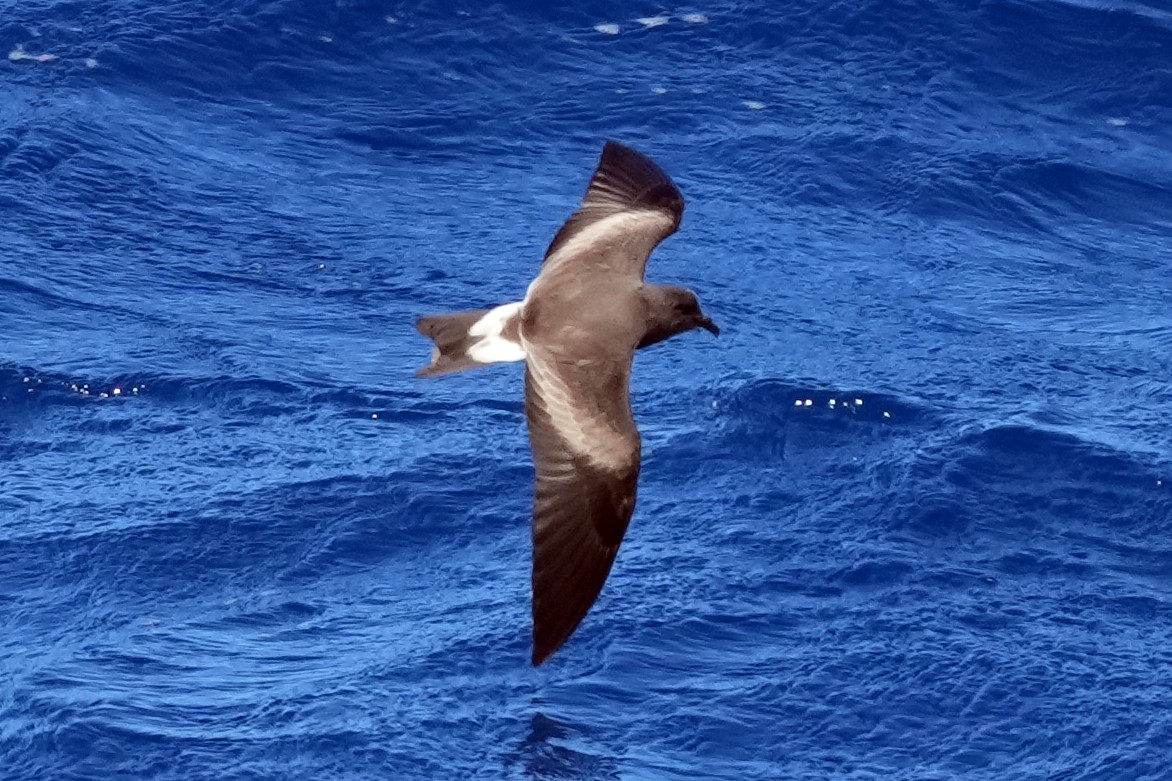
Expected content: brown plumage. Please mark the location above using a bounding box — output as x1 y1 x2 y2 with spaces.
415 141 718 665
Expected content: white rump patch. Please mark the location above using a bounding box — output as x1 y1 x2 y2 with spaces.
468 302 526 364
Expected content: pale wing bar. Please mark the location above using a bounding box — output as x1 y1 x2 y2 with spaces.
523 347 638 470
541 141 685 278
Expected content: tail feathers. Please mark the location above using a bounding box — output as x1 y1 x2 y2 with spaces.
415 303 525 378
415 309 492 377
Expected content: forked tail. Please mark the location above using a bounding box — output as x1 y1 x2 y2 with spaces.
414 302 526 377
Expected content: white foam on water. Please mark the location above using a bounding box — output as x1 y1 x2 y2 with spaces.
594 23 620 35
84 57 99 68
651 86 667 94
9 48 58 63
744 100 766 110
385 15 398 24
682 13 709 24
1107 117 1128 127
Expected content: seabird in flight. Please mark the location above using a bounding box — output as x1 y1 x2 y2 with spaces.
415 140 718 665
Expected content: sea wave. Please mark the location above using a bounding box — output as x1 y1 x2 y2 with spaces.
4 0 1172 778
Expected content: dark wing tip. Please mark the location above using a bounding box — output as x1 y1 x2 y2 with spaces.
532 642 553 666
530 593 589 667
540 140 685 264
592 140 684 219
527 457 637 666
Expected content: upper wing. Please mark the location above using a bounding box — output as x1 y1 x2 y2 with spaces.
524 346 641 665
538 140 684 282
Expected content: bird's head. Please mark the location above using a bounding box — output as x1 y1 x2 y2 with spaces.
638 285 719 349
668 287 720 337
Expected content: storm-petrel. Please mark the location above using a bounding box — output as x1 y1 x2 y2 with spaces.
415 141 718 665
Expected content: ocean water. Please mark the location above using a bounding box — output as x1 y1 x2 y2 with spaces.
3 0 1172 778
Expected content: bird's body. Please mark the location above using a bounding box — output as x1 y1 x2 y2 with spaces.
415 141 717 664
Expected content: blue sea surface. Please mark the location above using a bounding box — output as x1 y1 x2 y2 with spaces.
3 1 1172 778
